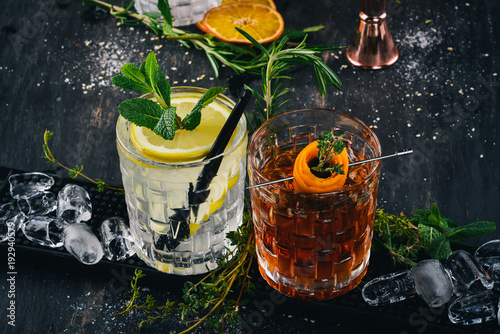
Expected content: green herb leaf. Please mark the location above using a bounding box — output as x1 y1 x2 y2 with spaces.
427 234 452 260
182 87 227 131
154 66 171 107
157 0 173 35
235 27 269 56
153 107 177 140
120 63 148 86
118 98 164 130
448 221 496 240
145 53 160 93
418 223 441 249
111 75 151 94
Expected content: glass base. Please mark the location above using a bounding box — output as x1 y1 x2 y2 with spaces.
257 250 370 300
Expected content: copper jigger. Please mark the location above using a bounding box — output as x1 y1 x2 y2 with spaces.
346 0 398 69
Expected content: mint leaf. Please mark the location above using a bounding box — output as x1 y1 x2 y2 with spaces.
154 107 177 140
157 0 173 35
120 63 148 87
154 67 171 107
111 75 151 94
448 221 496 240
427 234 452 260
118 98 164 130
145 52 160 94
182 87 227 131
418 223 441 249
140 61 151 88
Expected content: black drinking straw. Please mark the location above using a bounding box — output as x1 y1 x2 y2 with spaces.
169 90 252 224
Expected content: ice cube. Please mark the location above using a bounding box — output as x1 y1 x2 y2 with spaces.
57 184 92 223
487 263 500 292
98 217 135 261
64 223 103 265
0 202 25 242
361 270 416 306
17 191 57 216
412 259 453 307
22 216 69 248
448 290 496 325
9 172 55 199
444 250 493 297
475 239 500 270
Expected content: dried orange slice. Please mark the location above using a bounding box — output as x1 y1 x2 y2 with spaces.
202 3 284 44
220 0 277 10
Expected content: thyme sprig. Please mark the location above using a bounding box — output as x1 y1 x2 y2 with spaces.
42 130 123 192
311 132 345 175
115 210 255 333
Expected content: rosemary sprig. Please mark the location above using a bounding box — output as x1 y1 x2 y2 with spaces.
115 209 255 333
42 130 123 192
79 0 263 76
236 28 343 131
78 0 331 79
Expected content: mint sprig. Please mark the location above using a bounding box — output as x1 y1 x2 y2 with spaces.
374 203 496 266
414 203 496 260
111 51 227 140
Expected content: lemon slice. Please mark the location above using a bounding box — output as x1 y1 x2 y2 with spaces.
130 96 230 163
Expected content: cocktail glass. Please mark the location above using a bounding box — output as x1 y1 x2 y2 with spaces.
248 109 381 300
134 0 221 27
116 87 247 275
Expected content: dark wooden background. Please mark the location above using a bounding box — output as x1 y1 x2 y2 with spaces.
1 0 499 333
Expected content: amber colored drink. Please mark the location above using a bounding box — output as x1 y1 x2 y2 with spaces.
248 109 381 300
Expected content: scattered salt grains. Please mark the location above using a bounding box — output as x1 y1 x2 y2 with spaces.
407 123 412 127
480 154 484 158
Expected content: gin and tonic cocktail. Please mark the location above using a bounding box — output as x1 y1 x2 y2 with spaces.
248 109 381 300
116 87 247 275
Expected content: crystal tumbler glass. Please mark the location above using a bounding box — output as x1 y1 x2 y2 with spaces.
116 87 247 275
248 109 381 300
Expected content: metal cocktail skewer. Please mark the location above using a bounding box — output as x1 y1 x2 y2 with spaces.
246 149 413 190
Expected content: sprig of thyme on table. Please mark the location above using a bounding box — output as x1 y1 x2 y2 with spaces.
42 130 123 192
115 209 255 333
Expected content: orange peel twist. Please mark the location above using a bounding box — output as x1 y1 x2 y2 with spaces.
292 141 349 193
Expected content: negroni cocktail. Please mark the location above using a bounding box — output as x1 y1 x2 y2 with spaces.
248 109 381 300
